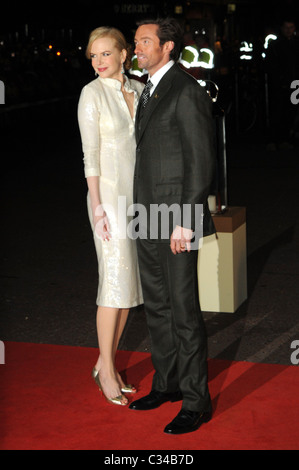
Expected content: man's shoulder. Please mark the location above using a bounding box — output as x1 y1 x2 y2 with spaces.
167 64 202 92
170 65 209 99
172 64 199 82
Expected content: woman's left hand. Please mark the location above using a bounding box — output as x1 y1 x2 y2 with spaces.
94 204 111 241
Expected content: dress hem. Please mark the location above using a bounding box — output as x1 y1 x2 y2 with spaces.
95 300 144 309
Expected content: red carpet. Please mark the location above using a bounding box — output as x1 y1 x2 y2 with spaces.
0 341 298 450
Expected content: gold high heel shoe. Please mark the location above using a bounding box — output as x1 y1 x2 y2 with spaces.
116 371 137 394
121 384 137 394
92 368 128 406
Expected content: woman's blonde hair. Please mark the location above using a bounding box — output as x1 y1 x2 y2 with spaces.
85 26 132 69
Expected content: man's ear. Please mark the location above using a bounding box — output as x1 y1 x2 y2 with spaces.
163 40 175 55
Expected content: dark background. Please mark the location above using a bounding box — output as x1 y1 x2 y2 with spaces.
1 0 298 37
1 0 299 110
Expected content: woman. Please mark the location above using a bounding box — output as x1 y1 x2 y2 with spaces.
78 27 144 406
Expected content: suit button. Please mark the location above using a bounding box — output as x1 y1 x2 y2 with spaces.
137 148 141 153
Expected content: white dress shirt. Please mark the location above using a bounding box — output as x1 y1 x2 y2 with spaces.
148 60 175 96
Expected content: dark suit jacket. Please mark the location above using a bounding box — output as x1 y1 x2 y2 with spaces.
133 64 216 243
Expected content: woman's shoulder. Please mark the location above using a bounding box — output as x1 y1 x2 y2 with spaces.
127 77 145 93
81 77 102 92
79 78 103 103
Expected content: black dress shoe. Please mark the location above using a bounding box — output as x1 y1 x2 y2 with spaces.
129 390 182 410
164 408 212 434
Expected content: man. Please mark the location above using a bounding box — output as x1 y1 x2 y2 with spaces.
129 18 216 435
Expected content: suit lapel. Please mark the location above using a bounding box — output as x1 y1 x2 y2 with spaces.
136 65 177 144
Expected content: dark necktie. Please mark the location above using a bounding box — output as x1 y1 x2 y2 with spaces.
140 80 153 108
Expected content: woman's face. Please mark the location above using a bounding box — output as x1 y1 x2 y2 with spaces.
90 36 126 80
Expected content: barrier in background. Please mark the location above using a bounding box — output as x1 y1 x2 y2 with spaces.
198 206 247 313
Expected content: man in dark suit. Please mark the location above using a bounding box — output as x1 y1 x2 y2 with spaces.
129 18 216 435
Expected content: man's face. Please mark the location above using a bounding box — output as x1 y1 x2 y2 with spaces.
134 24 172 75
281 21 296 39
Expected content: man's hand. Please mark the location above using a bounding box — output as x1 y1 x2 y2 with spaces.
170 225 193 254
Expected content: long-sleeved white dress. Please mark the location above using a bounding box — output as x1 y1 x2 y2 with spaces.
78 75 144 308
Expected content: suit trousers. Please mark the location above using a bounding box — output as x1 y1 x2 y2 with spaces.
136 238 211 411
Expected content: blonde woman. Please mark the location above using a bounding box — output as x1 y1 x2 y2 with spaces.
78 27 144 406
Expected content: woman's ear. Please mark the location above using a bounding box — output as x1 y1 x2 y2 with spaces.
121 48 127 65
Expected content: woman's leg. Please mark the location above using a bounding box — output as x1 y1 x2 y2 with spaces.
113 308 130 356
94 306 128 404
113 308 130 389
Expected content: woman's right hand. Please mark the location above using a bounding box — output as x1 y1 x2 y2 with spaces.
94 204 111 241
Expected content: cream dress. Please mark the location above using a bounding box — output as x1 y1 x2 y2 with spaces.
78 75 144 308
